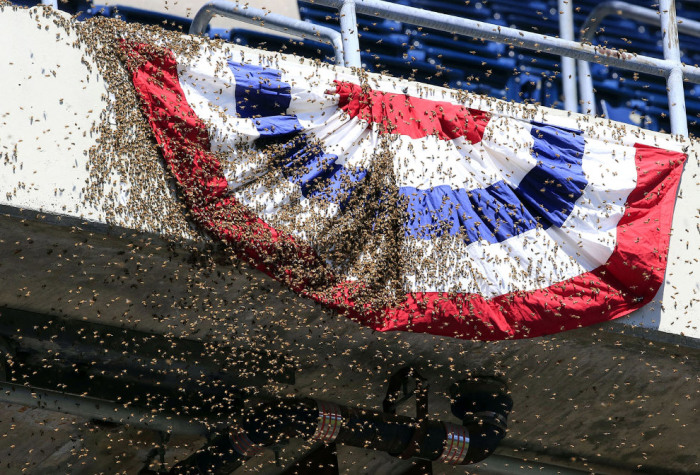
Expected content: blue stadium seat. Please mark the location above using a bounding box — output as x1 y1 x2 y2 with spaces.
411 31 506 57
505 72 560 107
230 29 338 64
360 51 463 85
600 99 659 131
406 0 493 20
358 31 410 56
9 0 41 6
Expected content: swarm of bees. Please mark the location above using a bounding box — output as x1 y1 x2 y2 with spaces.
0 2 698 474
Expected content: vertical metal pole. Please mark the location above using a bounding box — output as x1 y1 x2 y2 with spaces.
339 0 362 67
659 0 688 136
558 0 578 112
577 61 596 115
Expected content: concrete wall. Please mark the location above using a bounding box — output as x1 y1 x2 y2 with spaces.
99 0 301 34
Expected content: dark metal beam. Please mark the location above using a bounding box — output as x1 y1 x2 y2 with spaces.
281 442 340 475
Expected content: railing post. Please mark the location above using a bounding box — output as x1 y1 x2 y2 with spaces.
558 0 578 112
339 0 362 67
659 0 688 136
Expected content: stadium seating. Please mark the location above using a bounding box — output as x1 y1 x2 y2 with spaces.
11 0 700 136
296 0 700 135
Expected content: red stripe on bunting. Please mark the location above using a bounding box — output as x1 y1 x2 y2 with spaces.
335 81 489 143
123 41 686 341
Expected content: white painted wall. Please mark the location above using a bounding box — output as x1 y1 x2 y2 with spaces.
1 6 108 221
98 0 301 35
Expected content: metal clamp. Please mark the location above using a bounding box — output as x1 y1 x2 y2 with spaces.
230 430 264 457
311 401 343 443
382 365 428 417
438 423 469 465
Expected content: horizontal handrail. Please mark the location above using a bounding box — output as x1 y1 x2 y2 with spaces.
311 0 698 135
189 0 345 66
309 0 700 83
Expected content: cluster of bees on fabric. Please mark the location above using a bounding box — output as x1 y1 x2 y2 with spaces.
0 2 698 474
114 22 408 316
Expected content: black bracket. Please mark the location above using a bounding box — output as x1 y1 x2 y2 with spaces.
269 439 290 467
382 365 428 419
0 335 15 381
138 431 170 474
383 366 432 473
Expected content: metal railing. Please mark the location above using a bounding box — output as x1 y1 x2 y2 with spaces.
189 0 345 66
191 0 700 136
578 0 700 122
558 0 578 112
